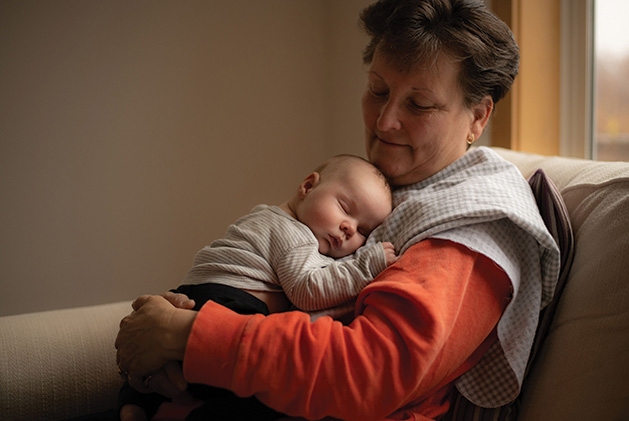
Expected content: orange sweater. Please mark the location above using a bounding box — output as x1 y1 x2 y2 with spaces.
183 239 512 420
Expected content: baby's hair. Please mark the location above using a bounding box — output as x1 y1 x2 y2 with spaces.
314 154 392 198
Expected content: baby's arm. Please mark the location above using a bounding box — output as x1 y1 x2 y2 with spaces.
276 241 396 312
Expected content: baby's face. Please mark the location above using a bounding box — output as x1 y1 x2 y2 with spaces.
297 163 391 258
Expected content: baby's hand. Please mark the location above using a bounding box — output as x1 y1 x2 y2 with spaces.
382 242 398 266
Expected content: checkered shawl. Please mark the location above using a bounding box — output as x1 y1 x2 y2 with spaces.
362 147 560 408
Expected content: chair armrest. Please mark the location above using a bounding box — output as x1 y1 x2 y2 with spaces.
0 301 132 420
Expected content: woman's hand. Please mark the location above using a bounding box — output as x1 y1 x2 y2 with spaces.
115 294 197 381
162 290 196 310
128 360 189 398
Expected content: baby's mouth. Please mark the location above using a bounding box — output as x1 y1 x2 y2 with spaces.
329 235 341 249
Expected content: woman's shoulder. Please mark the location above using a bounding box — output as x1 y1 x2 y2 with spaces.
464 146 521 175
395 147 527 204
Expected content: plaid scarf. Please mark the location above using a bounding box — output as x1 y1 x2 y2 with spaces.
364 147 560 407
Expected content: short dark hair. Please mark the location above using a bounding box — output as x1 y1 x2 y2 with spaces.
360 0 519 106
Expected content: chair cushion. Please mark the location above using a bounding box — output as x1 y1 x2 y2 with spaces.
443 167 574 421
0 302 130 420
494 148 629 421
518 170 629 420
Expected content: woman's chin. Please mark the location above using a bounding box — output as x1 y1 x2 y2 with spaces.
370 155 405 178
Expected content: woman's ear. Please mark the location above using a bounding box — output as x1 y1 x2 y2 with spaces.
298 172 321 198
470 95 494 140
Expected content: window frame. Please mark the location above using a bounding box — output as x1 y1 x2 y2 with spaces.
559 0 595 159
491 0 562 156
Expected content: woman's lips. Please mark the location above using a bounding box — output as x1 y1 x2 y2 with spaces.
376 135 404 147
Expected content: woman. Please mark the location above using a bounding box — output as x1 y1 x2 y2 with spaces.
116 1 559 420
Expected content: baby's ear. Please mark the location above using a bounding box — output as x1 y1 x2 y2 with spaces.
298 172 320 198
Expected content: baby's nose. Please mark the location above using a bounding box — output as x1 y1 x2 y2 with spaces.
341 221 356 238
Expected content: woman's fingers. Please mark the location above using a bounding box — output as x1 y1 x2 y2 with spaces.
162 290 196 309
122 361 188 399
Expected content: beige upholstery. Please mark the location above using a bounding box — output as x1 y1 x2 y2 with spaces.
494 148 629 421
0 302 130 420
1 148 628 420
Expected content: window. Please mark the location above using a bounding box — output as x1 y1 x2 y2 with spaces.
561 0 629 161
593 0 629 161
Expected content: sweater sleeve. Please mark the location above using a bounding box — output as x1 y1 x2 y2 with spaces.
183 239 512 421
275 242 388 311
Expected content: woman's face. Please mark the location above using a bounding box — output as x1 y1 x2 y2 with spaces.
362 50 490 186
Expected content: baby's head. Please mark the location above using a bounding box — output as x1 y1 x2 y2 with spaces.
294 154 392 258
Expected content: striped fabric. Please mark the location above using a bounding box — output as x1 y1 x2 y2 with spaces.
524 169 574 376
181 205 388 313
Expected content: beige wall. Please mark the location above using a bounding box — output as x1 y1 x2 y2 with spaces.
0 0 371 316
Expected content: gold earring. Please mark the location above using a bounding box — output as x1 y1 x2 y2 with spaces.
466 134 475 146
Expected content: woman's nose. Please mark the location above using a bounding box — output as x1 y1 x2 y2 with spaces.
376 101 402 132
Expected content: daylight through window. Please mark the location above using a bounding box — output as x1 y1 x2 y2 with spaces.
593 0 629 161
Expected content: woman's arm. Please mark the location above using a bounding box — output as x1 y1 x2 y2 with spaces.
183 239 512 420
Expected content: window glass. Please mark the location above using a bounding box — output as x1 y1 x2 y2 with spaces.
594 0 629 161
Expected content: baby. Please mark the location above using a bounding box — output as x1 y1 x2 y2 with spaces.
120 154 397 421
